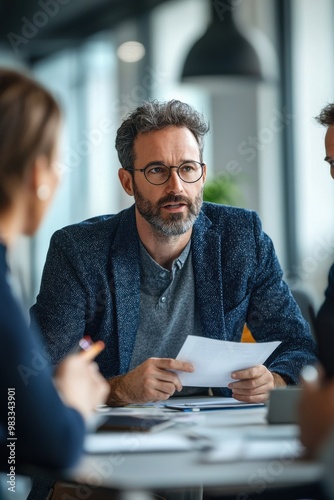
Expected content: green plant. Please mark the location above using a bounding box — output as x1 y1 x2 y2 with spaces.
203 173 242 206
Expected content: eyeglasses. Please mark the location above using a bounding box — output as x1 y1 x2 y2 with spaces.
125 161 205 185
325 156 334 168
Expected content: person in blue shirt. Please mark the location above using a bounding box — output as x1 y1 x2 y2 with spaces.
316 263 334 340
0 68 108 478
313 104 334 343
298 103 334 499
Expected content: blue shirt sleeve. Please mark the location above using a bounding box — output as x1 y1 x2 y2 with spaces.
0 250 85 471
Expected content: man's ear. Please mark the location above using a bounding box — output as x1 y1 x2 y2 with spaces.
202 163 207 184
118 168 134 196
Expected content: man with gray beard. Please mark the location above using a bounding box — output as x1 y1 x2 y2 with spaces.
31 99 316 408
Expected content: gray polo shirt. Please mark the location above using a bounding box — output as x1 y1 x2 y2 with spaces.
129 239 207 396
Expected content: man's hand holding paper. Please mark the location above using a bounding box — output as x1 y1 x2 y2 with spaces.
175 336 283 402
228 365 287 403
107 358 194 405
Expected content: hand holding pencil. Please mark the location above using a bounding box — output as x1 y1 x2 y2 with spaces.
54 337 109 420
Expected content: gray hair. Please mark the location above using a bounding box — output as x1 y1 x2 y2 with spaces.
115 99 209 169
316 103 334 126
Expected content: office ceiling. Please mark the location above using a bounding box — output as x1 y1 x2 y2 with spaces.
0 0 171 62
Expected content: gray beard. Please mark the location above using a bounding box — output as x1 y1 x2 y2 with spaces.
133 184 203 238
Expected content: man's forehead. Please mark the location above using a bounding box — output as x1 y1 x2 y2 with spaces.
324 126 334 154
325 125 334 141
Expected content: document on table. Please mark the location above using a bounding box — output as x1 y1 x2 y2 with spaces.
199 425 303 462
165 397 263 411
201 437 304 462
84 432 198 454
175 336 281 387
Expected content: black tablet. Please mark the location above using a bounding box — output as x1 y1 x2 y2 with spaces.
97 414 173 432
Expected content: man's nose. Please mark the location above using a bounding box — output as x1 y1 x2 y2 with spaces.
165 168 184 193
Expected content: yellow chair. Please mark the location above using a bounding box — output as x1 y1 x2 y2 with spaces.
241 324 255 342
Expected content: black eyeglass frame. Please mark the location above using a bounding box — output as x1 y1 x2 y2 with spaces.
125 161 205 185
324 156 334 169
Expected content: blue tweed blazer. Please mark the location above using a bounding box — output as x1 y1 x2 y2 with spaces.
31 203 317 387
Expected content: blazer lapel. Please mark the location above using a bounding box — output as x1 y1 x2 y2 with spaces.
192 210 226 340
111 205 141 374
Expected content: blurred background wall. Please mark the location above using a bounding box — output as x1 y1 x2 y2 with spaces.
0 0 333 312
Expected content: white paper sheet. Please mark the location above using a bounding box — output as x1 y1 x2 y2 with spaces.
201 438 303 462
175 336 281 387
84 432 195 454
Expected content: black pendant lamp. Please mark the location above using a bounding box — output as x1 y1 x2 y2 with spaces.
182 0 263 82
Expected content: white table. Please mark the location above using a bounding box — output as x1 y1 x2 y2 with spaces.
68 403 324 499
